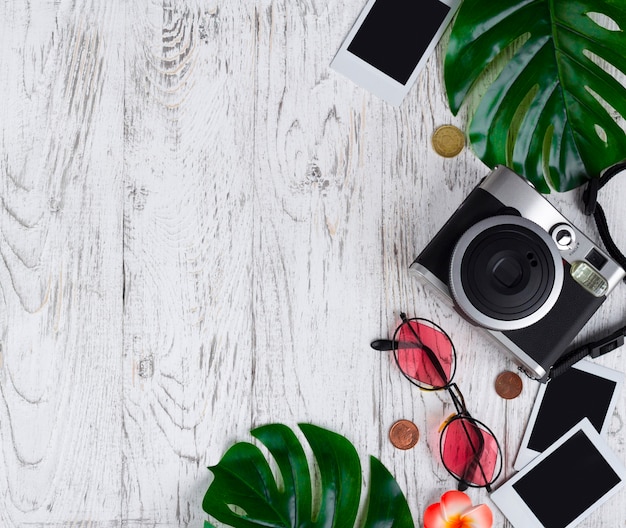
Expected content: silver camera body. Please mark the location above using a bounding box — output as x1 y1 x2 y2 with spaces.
411 166 625 381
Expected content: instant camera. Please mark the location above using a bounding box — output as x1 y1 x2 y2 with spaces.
410 166 626 381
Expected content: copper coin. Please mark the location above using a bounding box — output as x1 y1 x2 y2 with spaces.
431 125 465 158
495 371 523 399
389 419 420 450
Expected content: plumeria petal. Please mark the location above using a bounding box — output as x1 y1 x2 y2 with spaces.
423 502 447 528
440 490 473 519
424 490 494 528
460 504 493 528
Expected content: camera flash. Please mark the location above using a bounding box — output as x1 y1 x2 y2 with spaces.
570 261 609 297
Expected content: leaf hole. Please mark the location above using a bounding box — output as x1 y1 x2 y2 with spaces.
542 125 556 191
585 85 626 134
226 504 248 517
507 84 540 164
586 12 621 32
583 48 626 133
583 50 626 89
594 124 608 144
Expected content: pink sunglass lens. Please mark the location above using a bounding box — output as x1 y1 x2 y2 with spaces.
441 417 499 487
395 321 454 388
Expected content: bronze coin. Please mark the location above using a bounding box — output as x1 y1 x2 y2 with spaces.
495 371 523 399
431 125 465 158
389 419 420 450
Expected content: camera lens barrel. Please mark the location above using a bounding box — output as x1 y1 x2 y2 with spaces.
449 216 564 331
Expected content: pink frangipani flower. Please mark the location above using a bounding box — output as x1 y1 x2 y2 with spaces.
423 490 493 528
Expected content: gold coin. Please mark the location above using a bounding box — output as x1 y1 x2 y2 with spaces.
495 371 523 399
431 125 465 158
389 419 420 450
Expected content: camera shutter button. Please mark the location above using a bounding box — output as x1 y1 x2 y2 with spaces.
551 224 576 250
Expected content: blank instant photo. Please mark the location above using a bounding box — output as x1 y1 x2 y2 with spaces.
491 418 626 528
514 360 624 470
330 0 461 106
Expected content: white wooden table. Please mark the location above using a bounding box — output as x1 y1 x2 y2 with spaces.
1 1 625 526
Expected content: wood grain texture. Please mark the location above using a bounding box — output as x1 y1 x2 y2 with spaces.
0 0 125 525
1 0 625 526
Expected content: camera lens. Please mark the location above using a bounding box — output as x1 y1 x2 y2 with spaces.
449 216 564 331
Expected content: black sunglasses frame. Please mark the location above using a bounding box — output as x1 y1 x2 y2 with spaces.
372 312 503 491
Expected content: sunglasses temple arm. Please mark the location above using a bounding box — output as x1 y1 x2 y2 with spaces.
446 386 491 488
457 477 491 493
370 339 395 351
460 452 491 493
403 322 450 385
457 418 492 492
370 339 427 351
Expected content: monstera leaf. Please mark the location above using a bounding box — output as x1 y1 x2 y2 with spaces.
202 423 414 528
445 0 626 192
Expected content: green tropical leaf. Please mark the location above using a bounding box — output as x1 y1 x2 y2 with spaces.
445 0 626 192
202 423 414 528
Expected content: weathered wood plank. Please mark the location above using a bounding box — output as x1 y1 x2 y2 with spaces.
0 0 125 525
250 0 386 438
122 0 257 525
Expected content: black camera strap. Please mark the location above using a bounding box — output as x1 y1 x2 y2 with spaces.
582 160 626 275
549 326 626 379
548 161 626 380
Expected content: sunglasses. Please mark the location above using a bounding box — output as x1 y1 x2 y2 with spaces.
371 313 503 491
